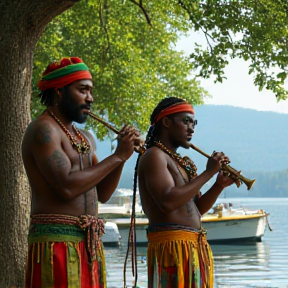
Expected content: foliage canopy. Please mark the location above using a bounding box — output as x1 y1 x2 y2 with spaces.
178 0 288 99
32 0 208 138
33 0 288 139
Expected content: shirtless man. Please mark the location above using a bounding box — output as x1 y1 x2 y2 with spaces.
22 57 139 288
137 97 234 288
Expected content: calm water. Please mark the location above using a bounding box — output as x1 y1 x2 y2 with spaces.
103 198 288 288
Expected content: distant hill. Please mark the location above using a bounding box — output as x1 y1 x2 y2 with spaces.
95 105 288 194
191 105 288 173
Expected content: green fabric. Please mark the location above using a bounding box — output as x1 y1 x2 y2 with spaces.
41 242 54 288
28 223 85 244
67 243 81 288
42 63 89 80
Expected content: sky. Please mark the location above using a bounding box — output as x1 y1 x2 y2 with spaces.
176 32 288 115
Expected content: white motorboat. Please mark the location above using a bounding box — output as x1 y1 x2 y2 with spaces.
102 221 121 247
99 189 271 246
201 211 269 243
99 203 270 246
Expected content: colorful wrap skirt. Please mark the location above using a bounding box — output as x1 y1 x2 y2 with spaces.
147 224 214 288
25 214 106 288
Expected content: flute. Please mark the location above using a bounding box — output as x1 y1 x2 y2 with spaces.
189 143 256 190
88 111 256 190
88 111 146 154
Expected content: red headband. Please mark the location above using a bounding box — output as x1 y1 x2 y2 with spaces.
153 103 194 125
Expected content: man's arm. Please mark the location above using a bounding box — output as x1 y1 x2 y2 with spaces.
96 162 126 203
84 128 139 203
140 149 219 213
27 120 135 200
195 171 235 215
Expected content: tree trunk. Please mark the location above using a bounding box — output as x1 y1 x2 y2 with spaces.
0 1 79 287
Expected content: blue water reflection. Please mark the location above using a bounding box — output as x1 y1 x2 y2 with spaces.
104 198 288 288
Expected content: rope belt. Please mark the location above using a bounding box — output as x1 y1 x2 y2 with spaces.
30 214 105 262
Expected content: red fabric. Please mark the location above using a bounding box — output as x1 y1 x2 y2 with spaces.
154 103 194 124
25 244 42 288
37 70 92 91
42 57 83 76
25 241 104 288
79 241 96 287
34 246 42 287
53 242 68 287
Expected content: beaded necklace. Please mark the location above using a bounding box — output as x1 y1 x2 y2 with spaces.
48 110 91 154
154 140 197 182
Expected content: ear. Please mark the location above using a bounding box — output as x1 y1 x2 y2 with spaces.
55 89 63 97
161 117 172 128
52 89 63 106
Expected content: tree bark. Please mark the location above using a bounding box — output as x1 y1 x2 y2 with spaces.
0 0 79 287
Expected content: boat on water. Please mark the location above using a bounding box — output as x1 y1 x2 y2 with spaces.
99 189 271 246
101 221 121 247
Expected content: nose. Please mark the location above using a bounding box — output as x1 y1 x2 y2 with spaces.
86 92 94 103
187 123 195 133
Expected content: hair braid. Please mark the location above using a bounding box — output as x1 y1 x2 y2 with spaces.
37 88 54 107
37 86 68 107
125 96 186 287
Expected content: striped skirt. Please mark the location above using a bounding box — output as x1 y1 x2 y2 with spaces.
147 226 214 288
25 214 106 288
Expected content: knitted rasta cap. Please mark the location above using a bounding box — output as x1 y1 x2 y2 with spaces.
37 57 92 91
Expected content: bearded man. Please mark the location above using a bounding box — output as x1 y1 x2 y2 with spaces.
22 57 139 288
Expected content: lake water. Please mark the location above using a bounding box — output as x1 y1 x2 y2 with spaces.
103 198 288 288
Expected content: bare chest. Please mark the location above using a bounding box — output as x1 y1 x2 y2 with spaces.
168 158 201 219
167 158 189 185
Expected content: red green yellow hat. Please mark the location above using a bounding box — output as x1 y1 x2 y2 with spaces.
37 57 92 91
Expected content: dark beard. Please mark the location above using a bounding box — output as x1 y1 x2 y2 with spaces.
59 90 88 124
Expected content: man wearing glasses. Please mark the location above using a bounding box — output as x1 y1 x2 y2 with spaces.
137 96 234 288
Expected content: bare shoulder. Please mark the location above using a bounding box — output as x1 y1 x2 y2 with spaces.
140 146 162 159
139 146 168 168
22 114 60 150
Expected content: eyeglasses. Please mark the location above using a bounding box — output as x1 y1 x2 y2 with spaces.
191 119 198 127
183 117 197 128
170 116 198 128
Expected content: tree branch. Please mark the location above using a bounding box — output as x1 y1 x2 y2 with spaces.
98 0 112 59
129 0 151 25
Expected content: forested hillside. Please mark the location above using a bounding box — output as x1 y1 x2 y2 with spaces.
191 105 288 172
94 105 288 197
249 169 288 197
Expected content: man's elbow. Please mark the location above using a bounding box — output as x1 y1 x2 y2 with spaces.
98 195 110 203
158 201 176 214
56 186 74 201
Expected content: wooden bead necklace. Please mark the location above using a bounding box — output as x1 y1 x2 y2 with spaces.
154 140 198 182
48 110 91 154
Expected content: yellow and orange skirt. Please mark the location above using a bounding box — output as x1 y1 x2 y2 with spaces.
147 225 214 288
